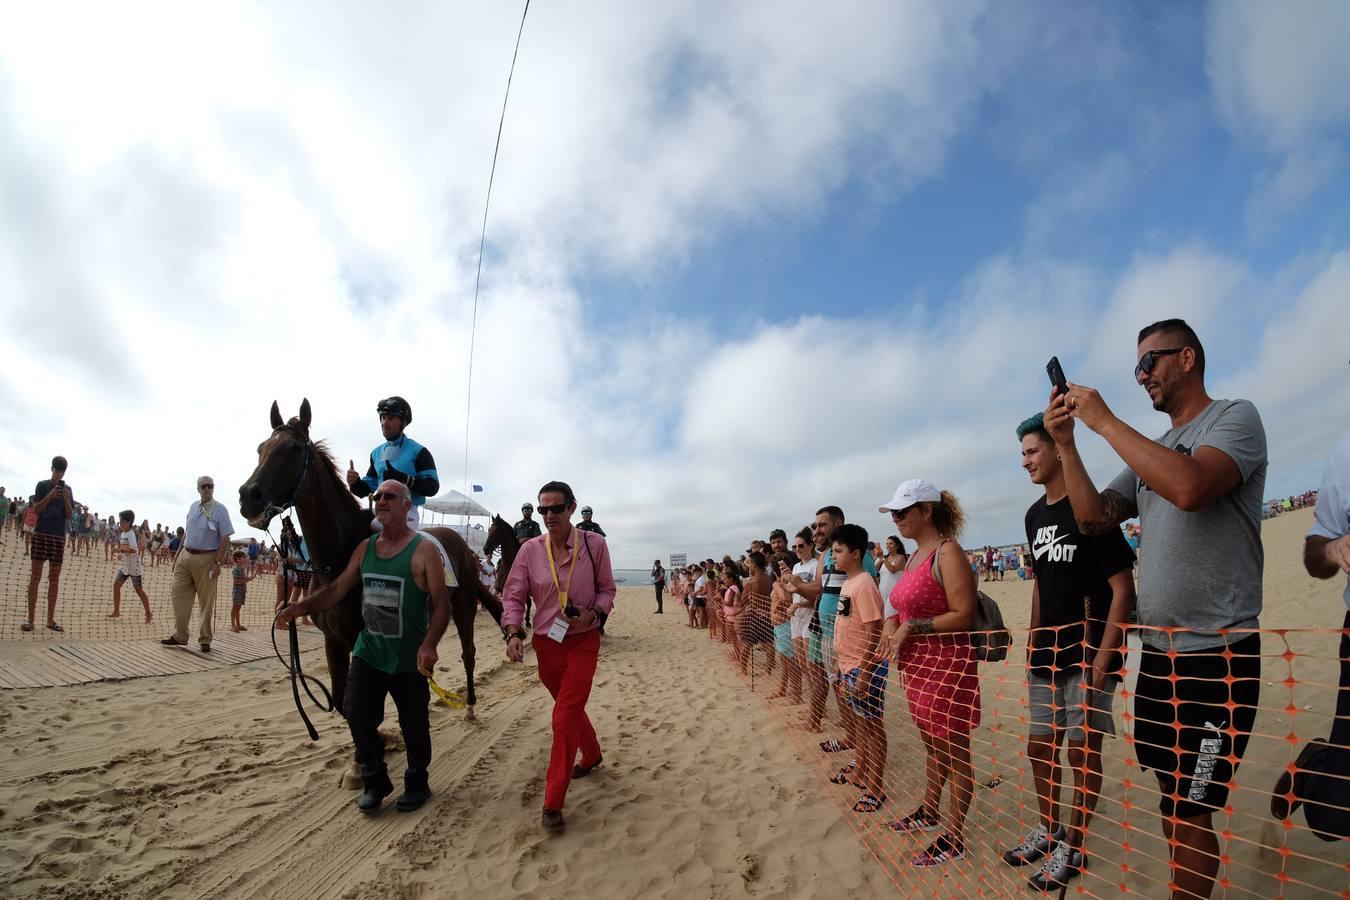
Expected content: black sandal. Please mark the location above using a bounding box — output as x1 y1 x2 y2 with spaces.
829 762 858 784
572 755 604 778
853 793 886 813
819 739 852 753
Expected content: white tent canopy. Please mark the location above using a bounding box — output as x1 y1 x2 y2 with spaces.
422 490 491 518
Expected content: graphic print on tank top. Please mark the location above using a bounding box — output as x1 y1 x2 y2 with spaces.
361 573 406 638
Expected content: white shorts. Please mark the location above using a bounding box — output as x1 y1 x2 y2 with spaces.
790 606 813 640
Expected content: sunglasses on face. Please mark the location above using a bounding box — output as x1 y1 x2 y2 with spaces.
890 506 914 520
199 484 214 490
536 503 568 515
1134 347 1184 379
370 491 405 502
792 542 808 550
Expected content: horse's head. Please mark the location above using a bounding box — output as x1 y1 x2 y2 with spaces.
239 399 314 530
483 514 511 559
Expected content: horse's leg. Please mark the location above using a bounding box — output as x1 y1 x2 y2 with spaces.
453 593 478 720
324 637 361 789
479 583 504 625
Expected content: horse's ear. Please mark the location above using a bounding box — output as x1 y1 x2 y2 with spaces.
270 401 284 430
299 398 312 429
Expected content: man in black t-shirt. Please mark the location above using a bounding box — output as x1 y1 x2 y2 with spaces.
1002 415 1135 891
26 455 74 633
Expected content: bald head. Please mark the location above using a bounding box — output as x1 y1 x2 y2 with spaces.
377 480 411 503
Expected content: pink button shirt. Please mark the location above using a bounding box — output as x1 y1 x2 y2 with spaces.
502 526 617 637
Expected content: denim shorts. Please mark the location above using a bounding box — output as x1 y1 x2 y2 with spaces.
840 661 888 720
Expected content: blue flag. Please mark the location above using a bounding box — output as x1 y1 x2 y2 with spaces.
472 484 484 492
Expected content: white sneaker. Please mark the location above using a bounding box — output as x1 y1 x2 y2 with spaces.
1028 840 1084 891
1001 823 1064 866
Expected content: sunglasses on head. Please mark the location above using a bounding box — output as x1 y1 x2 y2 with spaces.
1134 347 1184 379
370 491 405 502
536 503 568 515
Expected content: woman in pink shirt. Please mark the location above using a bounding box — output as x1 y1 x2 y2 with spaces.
879 478 979 869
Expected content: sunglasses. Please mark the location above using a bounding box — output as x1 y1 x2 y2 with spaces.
536 503 568 515
1134 347 1184 379
370 491 406 502
890 505 915 520
199 484 214 490
792 542 808 550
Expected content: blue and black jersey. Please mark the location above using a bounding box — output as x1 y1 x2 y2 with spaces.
351 434 439 506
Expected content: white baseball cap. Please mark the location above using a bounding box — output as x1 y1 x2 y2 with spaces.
879 478 941 513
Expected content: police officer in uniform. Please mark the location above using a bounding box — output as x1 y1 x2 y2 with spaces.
514 503 543 544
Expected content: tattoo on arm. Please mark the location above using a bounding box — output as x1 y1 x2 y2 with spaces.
909 618 934 636
1080 489 1137 535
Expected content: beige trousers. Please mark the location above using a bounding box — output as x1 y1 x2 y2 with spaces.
171 551 220 645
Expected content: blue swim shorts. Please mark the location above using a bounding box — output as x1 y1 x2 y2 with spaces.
840 661 889 720
774 622 793 657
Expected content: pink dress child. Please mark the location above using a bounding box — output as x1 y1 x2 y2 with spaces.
722 585 740 623
889 542 980 738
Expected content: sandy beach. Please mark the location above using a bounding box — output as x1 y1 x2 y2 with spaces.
0 508 1346 898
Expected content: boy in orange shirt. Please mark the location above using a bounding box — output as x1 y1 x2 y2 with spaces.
831 523 888 812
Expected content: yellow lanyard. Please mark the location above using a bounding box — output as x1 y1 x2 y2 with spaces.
543 528 582 611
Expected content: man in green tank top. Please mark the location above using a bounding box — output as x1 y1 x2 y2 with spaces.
280 480 454 814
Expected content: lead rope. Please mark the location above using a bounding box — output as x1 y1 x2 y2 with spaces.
266 519 334 740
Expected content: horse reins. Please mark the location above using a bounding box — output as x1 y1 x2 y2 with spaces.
255 433 337 740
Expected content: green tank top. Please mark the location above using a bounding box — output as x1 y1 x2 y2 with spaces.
352 533 429 674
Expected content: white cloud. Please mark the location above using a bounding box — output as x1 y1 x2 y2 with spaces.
1 2 1346 571
1206 0 1350 231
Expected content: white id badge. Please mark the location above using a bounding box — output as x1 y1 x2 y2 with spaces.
207 521 218 532
547 618 569 642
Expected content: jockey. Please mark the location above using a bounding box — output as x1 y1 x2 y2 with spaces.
347 396 439 531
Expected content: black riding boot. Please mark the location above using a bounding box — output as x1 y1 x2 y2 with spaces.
396 771 431 812
357 770 394 814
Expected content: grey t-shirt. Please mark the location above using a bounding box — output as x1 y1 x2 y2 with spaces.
1107 399 1267 651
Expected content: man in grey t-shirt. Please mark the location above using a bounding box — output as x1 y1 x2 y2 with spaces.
1043 318 1265 900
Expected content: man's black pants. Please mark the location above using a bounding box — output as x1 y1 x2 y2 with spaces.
345 655 431 783
654 583 664 613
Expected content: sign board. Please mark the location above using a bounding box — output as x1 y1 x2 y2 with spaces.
669 553 687 568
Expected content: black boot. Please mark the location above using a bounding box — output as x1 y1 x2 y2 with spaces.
396 772 431 812
357 771 394 815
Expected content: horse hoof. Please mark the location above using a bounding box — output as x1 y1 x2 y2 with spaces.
465 706 476 721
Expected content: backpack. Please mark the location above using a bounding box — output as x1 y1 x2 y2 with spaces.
930 542 1011 663
971 591 1011 663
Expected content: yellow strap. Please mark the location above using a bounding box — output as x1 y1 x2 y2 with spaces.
427 675 465 708
543 527 582 611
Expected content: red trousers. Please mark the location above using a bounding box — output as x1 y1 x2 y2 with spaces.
532 629 603 811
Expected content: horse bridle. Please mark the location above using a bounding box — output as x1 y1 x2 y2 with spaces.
257 428 314 526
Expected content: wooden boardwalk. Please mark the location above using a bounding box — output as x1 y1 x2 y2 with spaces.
0 626 326 689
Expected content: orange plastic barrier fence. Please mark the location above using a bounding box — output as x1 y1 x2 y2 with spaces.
703 589 1348 898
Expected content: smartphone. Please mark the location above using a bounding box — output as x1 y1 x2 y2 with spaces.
1046 356 1068 395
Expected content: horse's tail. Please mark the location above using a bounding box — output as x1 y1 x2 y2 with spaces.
475 576 504 624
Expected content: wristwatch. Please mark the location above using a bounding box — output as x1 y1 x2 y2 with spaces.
502 627 526 643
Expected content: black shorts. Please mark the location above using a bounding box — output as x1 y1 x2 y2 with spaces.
31 532 66 565
693 597 706 608
294 570 312 589
1133 633 1261 820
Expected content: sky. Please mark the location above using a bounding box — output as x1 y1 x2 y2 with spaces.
2 1 1349 569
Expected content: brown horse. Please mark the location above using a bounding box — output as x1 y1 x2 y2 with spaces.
238 399 503 720
483 513 528 625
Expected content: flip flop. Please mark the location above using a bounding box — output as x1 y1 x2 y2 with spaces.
573 755 604 778
820 739 851 753
46 623 64 632
21 621 33 632
829 762 858 784
852 793 886 813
